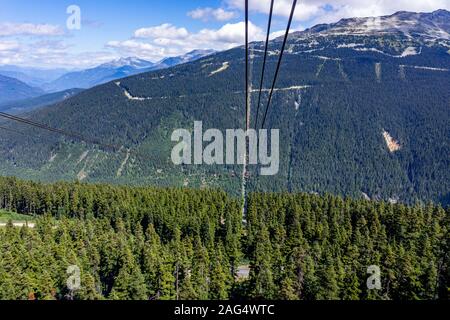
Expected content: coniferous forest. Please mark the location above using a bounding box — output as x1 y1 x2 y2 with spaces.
0 177 448 300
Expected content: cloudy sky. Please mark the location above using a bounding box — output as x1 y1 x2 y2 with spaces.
0 0 448 69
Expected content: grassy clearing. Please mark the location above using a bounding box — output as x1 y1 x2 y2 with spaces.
0 210 34 223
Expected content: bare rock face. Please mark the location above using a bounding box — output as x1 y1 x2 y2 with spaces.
383 131 401 153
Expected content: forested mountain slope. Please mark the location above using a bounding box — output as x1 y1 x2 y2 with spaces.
0 74 44 104
0 10 449 205
0 88 84 114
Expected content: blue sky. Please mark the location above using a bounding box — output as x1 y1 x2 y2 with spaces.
0 0 448 68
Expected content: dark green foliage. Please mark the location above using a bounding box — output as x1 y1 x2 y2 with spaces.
245 193 449 300
0 177 448 300
0 177 242 300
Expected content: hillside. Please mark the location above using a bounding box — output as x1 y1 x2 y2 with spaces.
0 10 449 205
0 88 84 114
0 65 68 88
0 74 44 104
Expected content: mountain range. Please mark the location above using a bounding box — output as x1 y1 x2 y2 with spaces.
304 9 450 39
41 49 216 92
0 65 68 88
0 49 215 112
0 10 448 205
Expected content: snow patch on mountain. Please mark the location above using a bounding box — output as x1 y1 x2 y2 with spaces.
209 62 229 76
314 55 342 61
353 46 421 58
298 10 450 41
101 57 154 69
399 47 420 57
400 65 449 72
337 43 364 48
249 85 311 93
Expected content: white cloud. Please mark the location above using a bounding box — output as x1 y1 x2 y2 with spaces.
226 0 324 20
134 23 189 39
226 0 450 23
269 25 305 40
106 40 170 61
0 41 21 65
108 21 265 62
308 0 450 25
0 22 64 37
0 39 117 68
0 40 20 51
3 1 448 69
188 7 237 21
62 52 118 68
195 21 264 44
107 40 158 52
115 1 447 62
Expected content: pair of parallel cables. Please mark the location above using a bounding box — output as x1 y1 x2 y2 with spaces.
245 0 298 130
241 0 297 217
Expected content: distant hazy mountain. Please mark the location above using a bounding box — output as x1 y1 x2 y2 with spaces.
42 57 153 92
0 74 44 105
0 66 68 88
151 49 216 69
100 57 155 69
0 88 84 114
44 50 216 92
